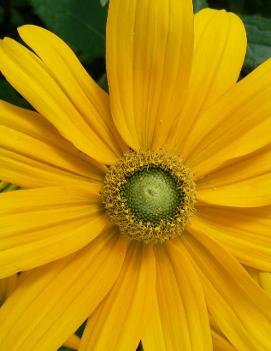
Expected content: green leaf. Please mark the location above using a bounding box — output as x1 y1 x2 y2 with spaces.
98 73 108 92
100 0 108 6
10 8 26 27
0 7 4 24
75 321 86 338
10 0 30 6
0 80 30 109
29 0 107 60
193 0 208 13
236 0 271 18
228 0 245 13
242 15 271 72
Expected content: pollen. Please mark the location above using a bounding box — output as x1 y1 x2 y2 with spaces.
101 150 196 243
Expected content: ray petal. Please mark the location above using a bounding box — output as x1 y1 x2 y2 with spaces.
106 0 193 149
80 242 155 351
0 100 104 188
168 9 246 153
0 34 121 164
185 59 271 176
189 207 271 270
181 231 271 351
0 229 128 351
142 244 212 351
0 185 107 277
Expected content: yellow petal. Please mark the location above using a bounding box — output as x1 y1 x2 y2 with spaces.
248 268 271 297
142 244 212 351
0 36 119 164
182 231 271 351
141 292 167 351
0 228 128 351
197 144 271 207
63 334 81 350
106 0 193 149
197 171 271 207
258 272 271 294
189 206 271 270
80 242 155 351
167 242 212 350
209 312 237 351
0 100 104 188
0 185 107 277
197 143 271 187
185 58 271 176
212 329 237 351
169 9 246 154
18 25 127 157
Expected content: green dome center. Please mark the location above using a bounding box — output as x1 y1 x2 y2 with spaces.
123 167 183 224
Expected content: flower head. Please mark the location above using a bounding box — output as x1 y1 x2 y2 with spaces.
1 0 271 350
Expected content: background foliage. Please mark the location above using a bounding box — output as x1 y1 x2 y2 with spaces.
0 0 270 349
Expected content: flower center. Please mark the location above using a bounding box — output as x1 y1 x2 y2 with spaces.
102 150 196 243
123 167 182 224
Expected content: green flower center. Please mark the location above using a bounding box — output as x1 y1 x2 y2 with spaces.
101 150 196 243
123 167 183 224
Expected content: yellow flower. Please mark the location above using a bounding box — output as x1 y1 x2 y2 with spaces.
0 275 80 350
248 268 271 295
63 334 80 351
0 0 271 350
212 330 237 351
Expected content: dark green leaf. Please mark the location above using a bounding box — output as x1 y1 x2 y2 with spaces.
242 15 271 72
29 0 107 60
208 0 228 10
228 0 245 13
100 0 108 6
0 80 30 109
235 0 271 17
10 0 30 7
0 7 4 24
75 321 86 338
193 0 209 13
98 73 108 92
10 8 25 27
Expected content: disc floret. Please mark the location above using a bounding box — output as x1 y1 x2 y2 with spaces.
102 150 196 243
